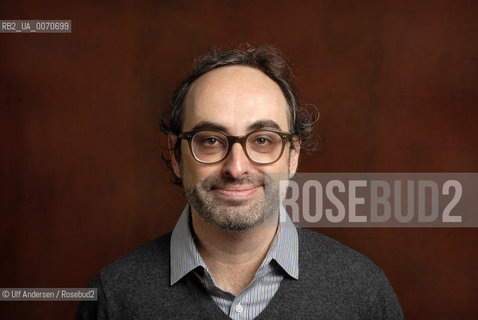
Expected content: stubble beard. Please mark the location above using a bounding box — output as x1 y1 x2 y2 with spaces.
182 171 283 233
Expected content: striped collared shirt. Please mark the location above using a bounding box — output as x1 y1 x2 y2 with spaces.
170 205 299 320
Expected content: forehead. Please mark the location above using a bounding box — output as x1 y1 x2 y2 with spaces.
182 66 290 133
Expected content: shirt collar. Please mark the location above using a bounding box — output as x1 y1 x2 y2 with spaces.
170 205 206 286
170 205 299 286
263 205 299 279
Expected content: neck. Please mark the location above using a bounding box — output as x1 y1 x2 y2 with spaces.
191 209 279 295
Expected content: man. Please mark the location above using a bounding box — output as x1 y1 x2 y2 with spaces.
76 45 403 319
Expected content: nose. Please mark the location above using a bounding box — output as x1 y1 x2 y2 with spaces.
221 142 253 179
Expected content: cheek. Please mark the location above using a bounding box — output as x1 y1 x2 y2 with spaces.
180 155 219 184
271 154 291 173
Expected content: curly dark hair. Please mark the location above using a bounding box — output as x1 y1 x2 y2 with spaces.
160 45 318 186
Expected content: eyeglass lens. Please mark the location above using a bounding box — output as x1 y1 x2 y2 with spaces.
191 131 284 164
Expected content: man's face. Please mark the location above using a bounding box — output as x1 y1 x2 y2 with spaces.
170 66 299 232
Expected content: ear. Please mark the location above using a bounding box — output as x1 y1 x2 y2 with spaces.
168 133 181 178
289 136 300 178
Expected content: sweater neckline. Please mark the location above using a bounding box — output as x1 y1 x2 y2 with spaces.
193 228 305 319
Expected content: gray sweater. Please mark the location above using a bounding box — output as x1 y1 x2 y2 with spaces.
75 228 403 319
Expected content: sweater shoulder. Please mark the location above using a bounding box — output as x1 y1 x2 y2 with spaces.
293 228 403 319
97 232 171 287
297 227 385 281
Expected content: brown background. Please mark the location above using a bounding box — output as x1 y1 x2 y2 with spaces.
1 0 477 319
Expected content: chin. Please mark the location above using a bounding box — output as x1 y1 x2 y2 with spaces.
215 205 269 230
213 217 264 233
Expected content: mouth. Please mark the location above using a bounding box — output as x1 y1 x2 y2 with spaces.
212 185 262 198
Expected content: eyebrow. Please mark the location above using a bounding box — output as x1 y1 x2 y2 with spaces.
190 120 284 134
246 120 282 131
191 121 228 133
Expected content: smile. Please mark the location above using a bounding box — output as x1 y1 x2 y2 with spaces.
212 186 262 198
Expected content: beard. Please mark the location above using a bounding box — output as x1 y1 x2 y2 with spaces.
182 171 283 232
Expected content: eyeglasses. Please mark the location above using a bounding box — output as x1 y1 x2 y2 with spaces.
178 129 293 164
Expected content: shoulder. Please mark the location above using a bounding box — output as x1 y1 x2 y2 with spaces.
296 228 403 318
297 227 381 272
296 228 403 317
297 227 392 293
77 233 173 319
96 232 172 291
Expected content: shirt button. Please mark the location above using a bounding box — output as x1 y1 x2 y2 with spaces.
235 303 243 313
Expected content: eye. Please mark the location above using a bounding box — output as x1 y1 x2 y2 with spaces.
255 137 271 145
202 137 219 145
194 132 227 148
